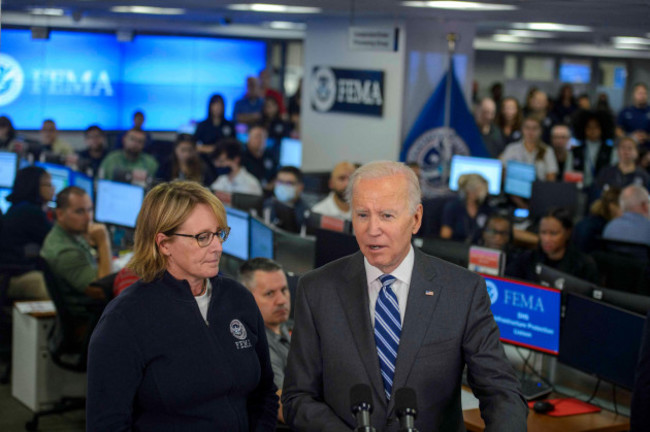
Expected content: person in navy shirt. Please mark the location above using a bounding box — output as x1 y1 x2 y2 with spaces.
87 181 277 432
193 93 236 156
617 83 650 146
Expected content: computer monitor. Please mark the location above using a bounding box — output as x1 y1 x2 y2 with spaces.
34 162 71 198
95 179 144 228
231 192 264 217
559 293 646 389
314 228 359 268
504 160 536 199
448 155 502 196
0 152 17 188
274 229 316 275
70 171 94 202
306 212 351 236
250 217 274 260
415 238 470 268
482 275 561 355
0 187 11 214
279 138 302 168
592 287 650 316
529 181 578 219
223 206 250 261
534 264 596 297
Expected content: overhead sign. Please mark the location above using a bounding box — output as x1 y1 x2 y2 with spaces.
310 66 384 117
348 27 399 52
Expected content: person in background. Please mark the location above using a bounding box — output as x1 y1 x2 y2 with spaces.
524 89 554 144
576 93 591 111
550 124 572 181
234 76 265 127
496 96 523 145
595 136 650 193
617 82 650 146
440 173 492 244
264 166 307 233
552 84 578 125
259 68 286 116
209 139 263 196
99 128 158 180
0 166 54 300
490 82 503 109
242 124 277 190
77 125 109 177
37 119 73 158
193 94 235 155
287 80 302 138
475 97 505 158
480 214 524 267
507 207 599 283
87 181 278 431
40 186 114 303
157 134 210 184
573 187 621 253
311 161 356 220
239 258 291 423
501 116 558 181
603 184 650 247
261 97 290 148
0 115 26 155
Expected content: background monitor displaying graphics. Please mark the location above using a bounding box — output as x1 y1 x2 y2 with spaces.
448 155 502 196
1 29 266 130
95 179 144 228
34 162 71 198
223 206 250 261
250 217 274 259
504 160 536 199
0 152 17 188
279 138 303 168
482 275 561 355
71 171 94 202
0 187 11 213
559 293 646 389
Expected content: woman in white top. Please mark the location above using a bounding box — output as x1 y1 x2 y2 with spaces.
500 116 558 181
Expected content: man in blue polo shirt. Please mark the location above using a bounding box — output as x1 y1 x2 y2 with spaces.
617 83 650 146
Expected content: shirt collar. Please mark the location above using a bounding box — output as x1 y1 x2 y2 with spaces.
364 244 415 285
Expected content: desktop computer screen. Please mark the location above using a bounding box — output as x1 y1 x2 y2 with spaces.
249 217 274 259
559 293 646 389
279 138 302 168
0 187 11 213
95 180 144 228
71 171 94 202
504 160 536 199
482 275 561 355
34 162 71 198
448 155 502 195
223 207 250 261
314 228 359 268
0 152 17 188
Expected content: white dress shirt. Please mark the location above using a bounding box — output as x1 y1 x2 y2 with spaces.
311 192 352 220
364 245 415 327
210 167 263 196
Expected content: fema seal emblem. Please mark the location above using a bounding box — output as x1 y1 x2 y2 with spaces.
229 319 247 340
486 280 499 305
0 53 25 107
406 127 469 198
310 67 336 112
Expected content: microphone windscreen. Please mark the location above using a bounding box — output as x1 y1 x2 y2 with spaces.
395 387 418 412
350 383 373 408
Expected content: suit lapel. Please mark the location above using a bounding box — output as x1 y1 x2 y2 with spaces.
337 252 387 408
390 249 441 411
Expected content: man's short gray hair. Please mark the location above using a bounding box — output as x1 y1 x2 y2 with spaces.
345 160 422 214
239 257 284 291
620 184 650 214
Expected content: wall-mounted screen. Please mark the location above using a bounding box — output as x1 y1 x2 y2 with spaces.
0 29 266 131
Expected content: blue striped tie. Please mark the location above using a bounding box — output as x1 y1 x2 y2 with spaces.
374 274 401 400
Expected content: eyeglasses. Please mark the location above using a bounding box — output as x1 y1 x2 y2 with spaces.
170 227 231 247
484 228 510 237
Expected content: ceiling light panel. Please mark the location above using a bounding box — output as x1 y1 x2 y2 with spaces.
403 1 517 11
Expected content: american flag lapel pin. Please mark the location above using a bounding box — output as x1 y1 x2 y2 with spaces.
425 290 434 296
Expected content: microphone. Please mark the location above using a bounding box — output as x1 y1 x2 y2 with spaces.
395 387 419 432
350 383 376 432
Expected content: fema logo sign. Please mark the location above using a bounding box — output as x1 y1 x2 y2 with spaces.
0 54 25 106
486 279 499 305
310 66 384 117
406 126 469 197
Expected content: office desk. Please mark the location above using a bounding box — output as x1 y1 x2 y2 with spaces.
463 406 630 432
11 304 86 411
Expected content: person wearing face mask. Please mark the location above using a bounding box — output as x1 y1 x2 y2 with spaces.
209 139 263 196
439 173 493 244
311 161 356 220
264 166 307 233
506 207 599 284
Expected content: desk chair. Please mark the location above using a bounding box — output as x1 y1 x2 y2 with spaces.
25 258 105 431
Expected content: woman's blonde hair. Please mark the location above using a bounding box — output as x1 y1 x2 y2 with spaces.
457 173 488 198
127 180 227 282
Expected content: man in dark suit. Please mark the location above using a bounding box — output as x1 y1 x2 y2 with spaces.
282 161 527 431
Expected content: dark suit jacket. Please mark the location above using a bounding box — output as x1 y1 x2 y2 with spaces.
282 248 527 432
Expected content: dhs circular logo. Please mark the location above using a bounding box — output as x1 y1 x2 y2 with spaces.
310 67 336 112
485 280 499 305
406 126 469 198
0 54 24 107
229 319 247 340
